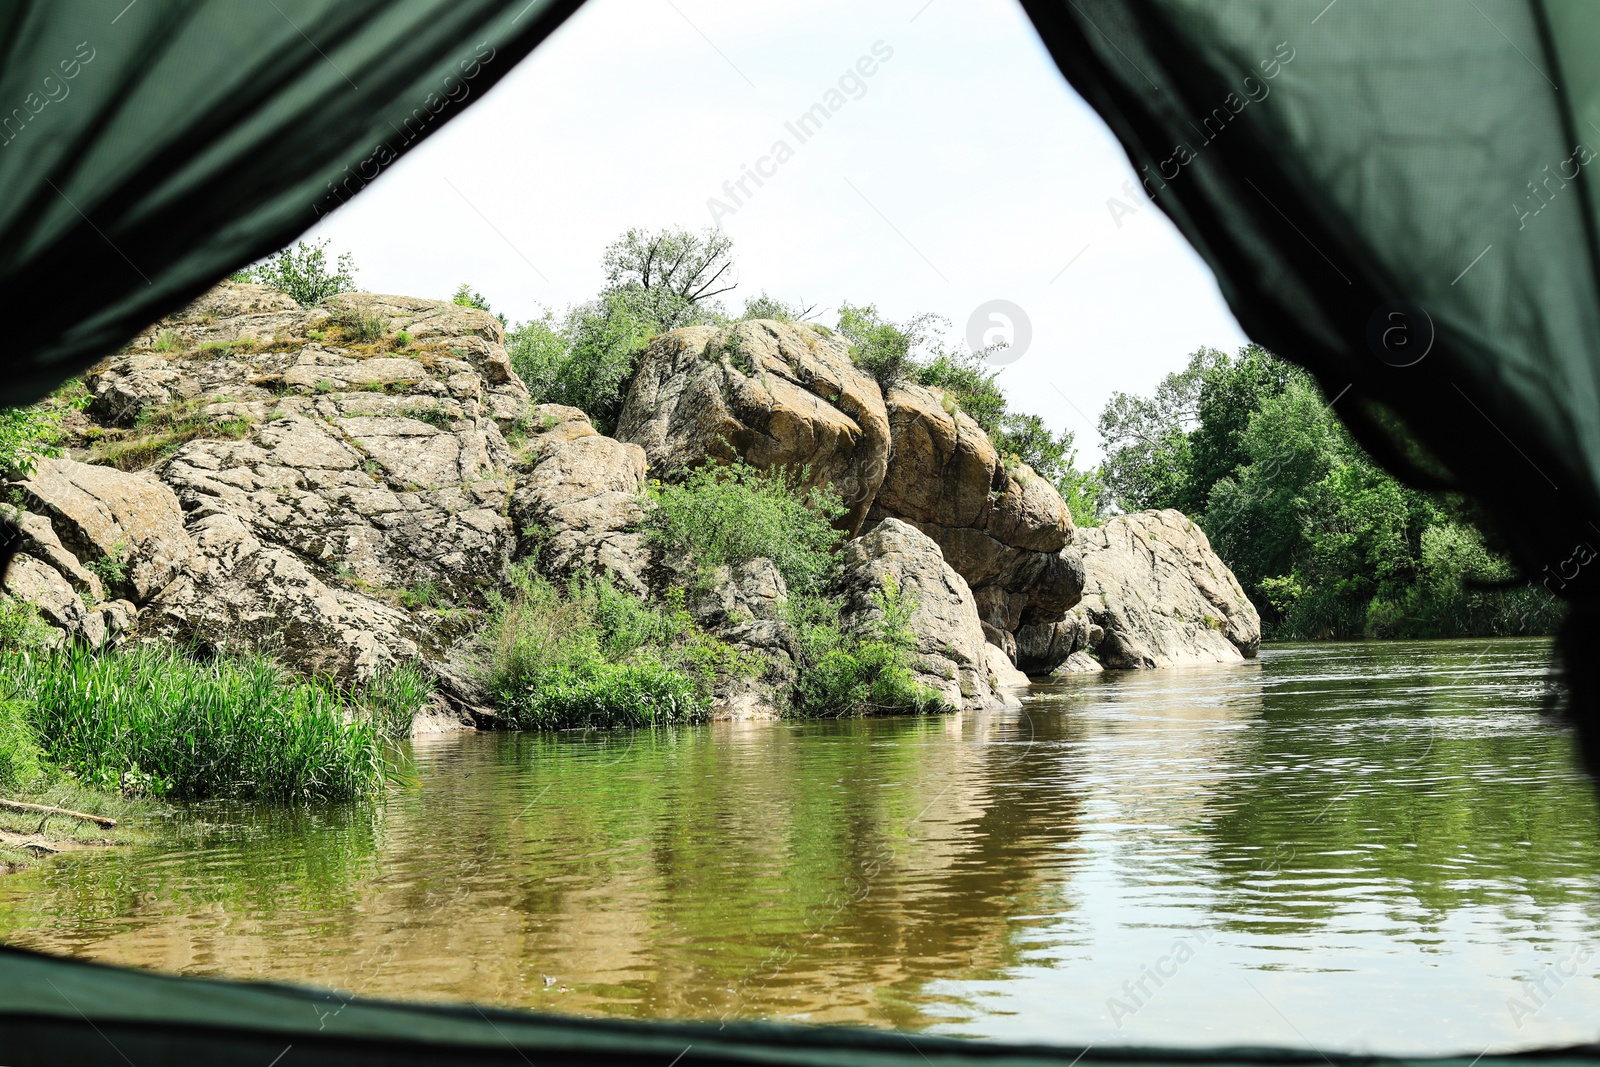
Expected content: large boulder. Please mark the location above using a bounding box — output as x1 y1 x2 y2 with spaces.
866 382 1084 640
834 518 1018 710
617 320 890 534
1060 509 1260 669
19 456 196 602
509 405 652 597
618 328 1086 662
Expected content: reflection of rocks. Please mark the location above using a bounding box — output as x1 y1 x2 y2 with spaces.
836 518 1016 710
1061 509 1260 669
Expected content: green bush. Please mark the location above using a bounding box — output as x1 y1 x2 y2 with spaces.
483 564 741 730
787 583 946 717
0 406 63 478
506 227 734 432
645 461 845 596
237 239 357 307
0 596 54 654
10 644 388 801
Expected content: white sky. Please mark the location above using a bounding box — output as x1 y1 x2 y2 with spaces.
303 0 1248 462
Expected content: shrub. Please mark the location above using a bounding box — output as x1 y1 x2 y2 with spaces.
0 405 63 478
741 292 815 322
482 564 740 730
329 306 387 343
837 302 944 386
11 644 388 801
506 228 734 431
645 461 845 596
787 583 946 717
453 283 492 311
239 239 357 307
0 596 54 654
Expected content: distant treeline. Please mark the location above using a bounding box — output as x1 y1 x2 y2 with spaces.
1095 346 1560 640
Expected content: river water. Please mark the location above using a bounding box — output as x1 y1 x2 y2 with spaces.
2 640 1597 1053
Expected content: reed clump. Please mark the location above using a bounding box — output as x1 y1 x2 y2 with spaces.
3 644 429 801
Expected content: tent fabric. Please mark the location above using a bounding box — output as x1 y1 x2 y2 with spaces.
0 0 582 406
2 0 1600 1061
1 944 1597 1066
1017 0 1600 775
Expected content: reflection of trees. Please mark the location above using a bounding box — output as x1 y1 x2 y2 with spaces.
483 711 1094 1029
1198 641 1600 935
0 802 384 966
0 712 1092 1030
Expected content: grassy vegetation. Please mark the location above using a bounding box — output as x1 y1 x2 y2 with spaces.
0 595 431 805
644 460 845 595
484 564 745 730
83 397 255 471
787 581 947 717
484 462 945 730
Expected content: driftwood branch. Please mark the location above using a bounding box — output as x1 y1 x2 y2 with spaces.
0 798 116 829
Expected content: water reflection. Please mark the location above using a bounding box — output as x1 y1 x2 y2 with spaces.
0 640 1595 1053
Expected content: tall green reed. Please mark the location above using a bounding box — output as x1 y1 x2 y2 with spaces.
8 644 392 801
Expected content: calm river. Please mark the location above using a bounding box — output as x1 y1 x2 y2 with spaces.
2 640 1597 1053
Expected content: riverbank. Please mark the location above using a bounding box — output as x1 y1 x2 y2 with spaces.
0 781 159 874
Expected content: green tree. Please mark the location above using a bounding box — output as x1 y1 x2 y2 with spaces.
505 227 736 431
1097 348 1224 511
236 239 357 307
1187 344 1294 511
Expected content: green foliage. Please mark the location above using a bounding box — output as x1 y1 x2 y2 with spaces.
741 291 814 322
506 228 735 432
0 596 54 654
483 564 732 729
1103 346 1558 639
0 405 62 478
787 583 947 717
87 543 128 591
645 461 845 596
354 662 434 741
836 302 944 387
238 239 357 307
835 306 1105 522
453 283 507 326
8 644 388 800
1097 348 1217 512
0 697 44 790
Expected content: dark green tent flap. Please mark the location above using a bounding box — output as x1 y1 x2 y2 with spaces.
0 944 1596 1067
1018 0 1600 772
0 0 581 406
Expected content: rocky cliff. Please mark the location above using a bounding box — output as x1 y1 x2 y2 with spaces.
1 285 1262 721
617 320 1085 668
